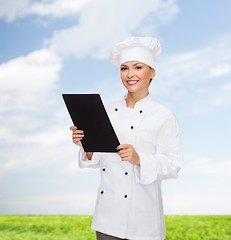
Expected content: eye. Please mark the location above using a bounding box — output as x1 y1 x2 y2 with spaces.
120 67 127 71
135 66 142 69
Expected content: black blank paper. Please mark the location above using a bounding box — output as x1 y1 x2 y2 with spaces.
62 94 120 152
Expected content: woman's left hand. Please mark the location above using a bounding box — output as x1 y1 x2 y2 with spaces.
116 144 140 166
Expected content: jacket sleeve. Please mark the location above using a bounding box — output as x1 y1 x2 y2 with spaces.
134 114 183 184
78 145 101 169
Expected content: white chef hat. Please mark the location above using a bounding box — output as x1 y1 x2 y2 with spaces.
108 36 161 70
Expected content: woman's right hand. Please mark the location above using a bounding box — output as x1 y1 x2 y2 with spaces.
69 126 93 160
70 126 84 147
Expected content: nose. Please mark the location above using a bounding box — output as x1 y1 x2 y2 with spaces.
127 68 134 78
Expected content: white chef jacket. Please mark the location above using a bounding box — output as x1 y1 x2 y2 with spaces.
78 93 183 240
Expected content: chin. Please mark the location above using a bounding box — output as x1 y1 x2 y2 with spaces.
126 87 140 93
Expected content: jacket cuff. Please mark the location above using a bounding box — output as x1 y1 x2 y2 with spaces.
134 153 157 184
78 146 100 168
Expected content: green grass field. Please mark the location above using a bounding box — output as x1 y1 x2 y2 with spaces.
0 215 230 240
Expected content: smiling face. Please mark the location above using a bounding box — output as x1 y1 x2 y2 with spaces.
120 61 155 95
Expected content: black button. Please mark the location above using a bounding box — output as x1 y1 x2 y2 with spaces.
125 172 128 175
102 168 106 171
115 108 118 111
131 126 134 129
140 110 142 113
101 191 104 194
124 195 128 198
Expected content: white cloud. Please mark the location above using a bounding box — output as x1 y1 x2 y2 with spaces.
182 159 231 174
0 132 86 182
63 159 94 175
47 0 179 59
153 0 179 24
163 192 231 215
162 155 231 215
0 115 70 147
0 48 62 111
21 124 69 146
213 80 231 107
156 37 231 94
0 192 97 214
148 36 231 113
0 48 65 179
177 155 231 175
0 0 29 22
0 0 91 22
0 106 89 180
29 0 92 18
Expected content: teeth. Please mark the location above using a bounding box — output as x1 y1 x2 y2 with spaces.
127 81 138 84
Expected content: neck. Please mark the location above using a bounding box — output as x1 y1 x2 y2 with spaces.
125 90 149 108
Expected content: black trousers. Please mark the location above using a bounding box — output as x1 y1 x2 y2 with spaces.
96 231 130 240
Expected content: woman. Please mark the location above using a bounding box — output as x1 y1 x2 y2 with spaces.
70 36 183 240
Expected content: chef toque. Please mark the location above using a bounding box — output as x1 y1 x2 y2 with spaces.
108 36 161 70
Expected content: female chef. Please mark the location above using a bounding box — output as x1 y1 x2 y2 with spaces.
70 36 183 240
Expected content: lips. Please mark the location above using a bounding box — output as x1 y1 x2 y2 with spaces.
126 80 139 85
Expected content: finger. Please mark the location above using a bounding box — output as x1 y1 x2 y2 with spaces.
120 152 131 158
73 134 83 139
73 130 84 134
120 150 132 156
73 136 83 141
121 156 130 162
116 144 131 150
116 145 123 151
118 148 132 154
73 137 83 141
70 126 77 131
73 134 84 139
73 136 84 140
73 132 84 136
117 149 127 156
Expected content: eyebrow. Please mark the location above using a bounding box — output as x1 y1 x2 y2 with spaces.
120 62 141 67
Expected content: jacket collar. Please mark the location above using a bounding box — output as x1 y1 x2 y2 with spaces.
122 93 152 109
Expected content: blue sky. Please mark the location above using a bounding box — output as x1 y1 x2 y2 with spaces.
0 0 231 215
